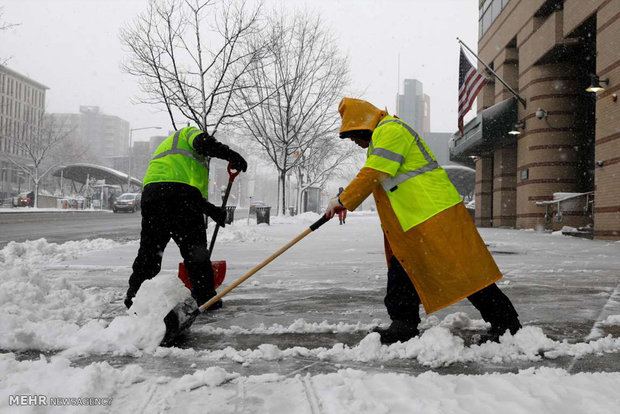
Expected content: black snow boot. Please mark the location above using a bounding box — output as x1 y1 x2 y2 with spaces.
373 320 419 344
193 289 223 311
477 319 522 344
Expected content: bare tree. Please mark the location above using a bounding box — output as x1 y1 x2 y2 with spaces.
120 0 266 134
1 114 74 207
294 137 357 213
234 10 350 214
0 7 19 65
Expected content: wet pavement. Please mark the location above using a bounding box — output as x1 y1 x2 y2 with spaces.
27 215 620 377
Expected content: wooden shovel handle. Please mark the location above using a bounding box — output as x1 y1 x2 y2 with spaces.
198 213 332 312
199 227 311 312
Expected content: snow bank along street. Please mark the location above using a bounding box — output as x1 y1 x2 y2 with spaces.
1 213 620 413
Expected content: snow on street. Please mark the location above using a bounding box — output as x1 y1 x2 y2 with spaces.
2 213 620 413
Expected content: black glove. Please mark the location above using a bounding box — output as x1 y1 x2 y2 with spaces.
203 200 226 227
228 150 247 172
193 133 247 172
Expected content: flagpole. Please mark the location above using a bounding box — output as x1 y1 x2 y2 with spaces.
457 37 526 108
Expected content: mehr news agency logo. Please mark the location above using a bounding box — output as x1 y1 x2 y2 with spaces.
9 395 113 407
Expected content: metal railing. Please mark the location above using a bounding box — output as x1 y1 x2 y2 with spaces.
535 191 594 224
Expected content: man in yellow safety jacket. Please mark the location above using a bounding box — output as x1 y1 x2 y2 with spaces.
326 98 521 344
124 126 247 309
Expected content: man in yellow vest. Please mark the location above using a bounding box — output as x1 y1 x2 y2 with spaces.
326 98 521 344
124 126 247 309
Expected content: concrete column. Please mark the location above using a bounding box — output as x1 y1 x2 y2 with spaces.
493 147 517 227
475 157 493 227
494 47 519 103
516 62 589 230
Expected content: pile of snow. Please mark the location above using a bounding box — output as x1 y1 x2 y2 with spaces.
156 325 620 369
602 314 620 326
420 312 490 330
4 353 619 414
0 258 187 354
0 265 114 350
271 212 321 225
552 226 578 236
0 238 171 354
207 220 271 243
194 313 488 336
63 273 194 356
0 238 120 267
0 353 142 414
60 274 191 356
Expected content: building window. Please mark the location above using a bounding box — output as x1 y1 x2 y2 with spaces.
479 0 510 39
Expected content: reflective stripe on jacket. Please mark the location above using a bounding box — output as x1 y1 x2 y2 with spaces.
143 127 209 197
364 116 462 231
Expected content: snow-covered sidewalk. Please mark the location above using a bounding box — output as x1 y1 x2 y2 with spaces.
2 213 620 413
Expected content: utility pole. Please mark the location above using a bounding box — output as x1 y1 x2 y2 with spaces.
128 126 162 190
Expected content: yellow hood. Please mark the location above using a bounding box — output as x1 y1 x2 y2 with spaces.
338 98 387 134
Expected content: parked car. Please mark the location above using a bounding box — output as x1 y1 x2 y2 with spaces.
13 191 33 207
113 193 141 213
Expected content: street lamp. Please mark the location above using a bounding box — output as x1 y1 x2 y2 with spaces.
17 172 23 193
128 126 162 189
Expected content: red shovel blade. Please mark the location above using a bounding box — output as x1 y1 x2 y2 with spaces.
178 260 226 290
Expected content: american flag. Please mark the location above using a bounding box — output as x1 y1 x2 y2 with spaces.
458 47 488 136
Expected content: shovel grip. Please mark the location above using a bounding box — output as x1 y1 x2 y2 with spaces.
227 163 241 182
310 214 330 231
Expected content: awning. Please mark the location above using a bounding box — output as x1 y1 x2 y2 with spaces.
449 97 518 164
52 163 142 187
444 165 475 198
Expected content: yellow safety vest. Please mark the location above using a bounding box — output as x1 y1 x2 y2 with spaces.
143 127 210 197
364 116 462 231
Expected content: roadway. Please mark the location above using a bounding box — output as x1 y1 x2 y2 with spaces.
0 211 142 247
0 208 251 247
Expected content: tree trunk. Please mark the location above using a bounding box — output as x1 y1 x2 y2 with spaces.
276 173 281 214
280 170 287 216
34 181 39 208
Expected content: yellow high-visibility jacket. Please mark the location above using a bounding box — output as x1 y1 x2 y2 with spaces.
338 98 502 313
143 127 209 197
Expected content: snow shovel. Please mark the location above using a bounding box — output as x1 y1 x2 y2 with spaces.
162 164 240 346
160 208 343 346
176 163 241 291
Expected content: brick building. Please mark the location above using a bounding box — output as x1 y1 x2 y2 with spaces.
451 0 619 239
0 64 48 199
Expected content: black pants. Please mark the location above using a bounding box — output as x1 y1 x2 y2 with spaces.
128 194 214 304
385 256 519 329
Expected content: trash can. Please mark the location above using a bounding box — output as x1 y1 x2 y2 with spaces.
288 207 296 216
255 206 271 225
225 206 236 224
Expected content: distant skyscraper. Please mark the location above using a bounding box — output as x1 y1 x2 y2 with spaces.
395 78 430 135
395 78 452 166
51 106 130 161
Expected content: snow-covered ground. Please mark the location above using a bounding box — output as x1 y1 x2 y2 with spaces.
1 212 620 413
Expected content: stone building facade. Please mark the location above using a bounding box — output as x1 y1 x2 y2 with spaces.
0 64 48 199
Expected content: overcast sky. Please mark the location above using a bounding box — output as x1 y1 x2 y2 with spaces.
1 0 478 141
